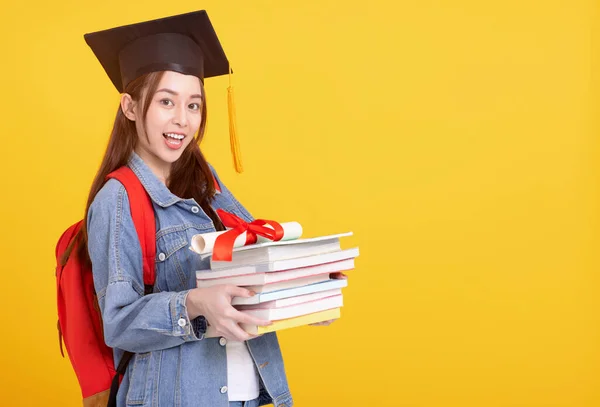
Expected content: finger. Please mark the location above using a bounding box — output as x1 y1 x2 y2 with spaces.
226 285 255 298
310 319 335 326
232 309 272 327
212 323 236 342
223 321 255 342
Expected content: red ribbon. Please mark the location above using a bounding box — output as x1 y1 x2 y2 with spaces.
212 209 285 261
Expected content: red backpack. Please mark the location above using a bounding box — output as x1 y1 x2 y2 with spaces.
55 167 156 407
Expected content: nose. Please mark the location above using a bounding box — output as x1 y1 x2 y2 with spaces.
172 104 188 127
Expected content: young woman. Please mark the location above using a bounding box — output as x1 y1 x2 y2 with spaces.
80 10 297 407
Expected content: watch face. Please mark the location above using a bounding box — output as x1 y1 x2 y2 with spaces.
194 315 208 334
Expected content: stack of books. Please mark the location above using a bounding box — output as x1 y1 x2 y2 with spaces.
196 233 358 336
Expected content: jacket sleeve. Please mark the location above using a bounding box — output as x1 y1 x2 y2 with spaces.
87 180 206 353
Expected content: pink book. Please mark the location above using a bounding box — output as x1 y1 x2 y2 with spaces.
239 294 344 321
196 248 359 280
235 288 343 310
196 258 354 288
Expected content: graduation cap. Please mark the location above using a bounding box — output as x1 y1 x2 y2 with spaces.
84 10 243 172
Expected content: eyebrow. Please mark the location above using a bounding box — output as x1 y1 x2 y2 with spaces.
156 88 202 99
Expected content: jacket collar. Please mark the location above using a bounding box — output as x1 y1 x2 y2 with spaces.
127 152 183 208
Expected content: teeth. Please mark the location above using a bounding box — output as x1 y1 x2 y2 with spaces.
164 133 184 140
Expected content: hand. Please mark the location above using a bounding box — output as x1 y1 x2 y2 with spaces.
310 272 348 326
309 319 336 327
186 285 272 342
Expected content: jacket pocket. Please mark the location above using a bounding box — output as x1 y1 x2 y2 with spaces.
126 352 151 406
155 227 194 292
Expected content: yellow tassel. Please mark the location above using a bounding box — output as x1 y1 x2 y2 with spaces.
227 66 243 173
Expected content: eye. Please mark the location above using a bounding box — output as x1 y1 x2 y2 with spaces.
189 103 201 111
159 99 174 107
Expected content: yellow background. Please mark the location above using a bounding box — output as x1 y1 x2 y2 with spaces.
0 0 598 406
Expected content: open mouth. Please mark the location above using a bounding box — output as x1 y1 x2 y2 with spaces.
163 132 185 141
163 133 185 149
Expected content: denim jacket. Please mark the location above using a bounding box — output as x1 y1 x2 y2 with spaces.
87 152 293 407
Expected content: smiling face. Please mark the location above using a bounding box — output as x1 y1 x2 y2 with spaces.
121 70 204 181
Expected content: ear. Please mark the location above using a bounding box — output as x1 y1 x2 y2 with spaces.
120 93 137 121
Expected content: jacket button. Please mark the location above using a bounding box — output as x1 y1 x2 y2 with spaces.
158 253 166 261
191 206 200 213
219 337 227 346
177 318 187 327
220 386 228 394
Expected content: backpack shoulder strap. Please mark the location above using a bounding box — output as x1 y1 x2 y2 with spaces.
106 167 156 292
56 221 83 267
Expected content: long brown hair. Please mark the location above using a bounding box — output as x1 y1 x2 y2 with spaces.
73 71 224 265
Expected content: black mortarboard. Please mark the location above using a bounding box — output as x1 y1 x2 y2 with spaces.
84 10 229 92
83 10 244 173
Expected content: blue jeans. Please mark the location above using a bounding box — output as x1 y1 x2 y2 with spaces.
229 399 259 407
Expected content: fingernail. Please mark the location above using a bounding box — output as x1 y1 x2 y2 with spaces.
248 291 256 296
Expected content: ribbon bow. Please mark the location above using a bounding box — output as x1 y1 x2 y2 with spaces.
212 209 285 261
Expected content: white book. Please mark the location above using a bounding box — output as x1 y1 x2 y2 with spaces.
196 258 353 287
240 294 343 321
245 274 330 293
207 232 353 270
196 247 359 280
231 278 348 305
235 288 343 310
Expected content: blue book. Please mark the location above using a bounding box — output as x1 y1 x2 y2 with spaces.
231 278 349 306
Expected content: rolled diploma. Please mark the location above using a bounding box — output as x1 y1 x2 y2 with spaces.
189 222 303 255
